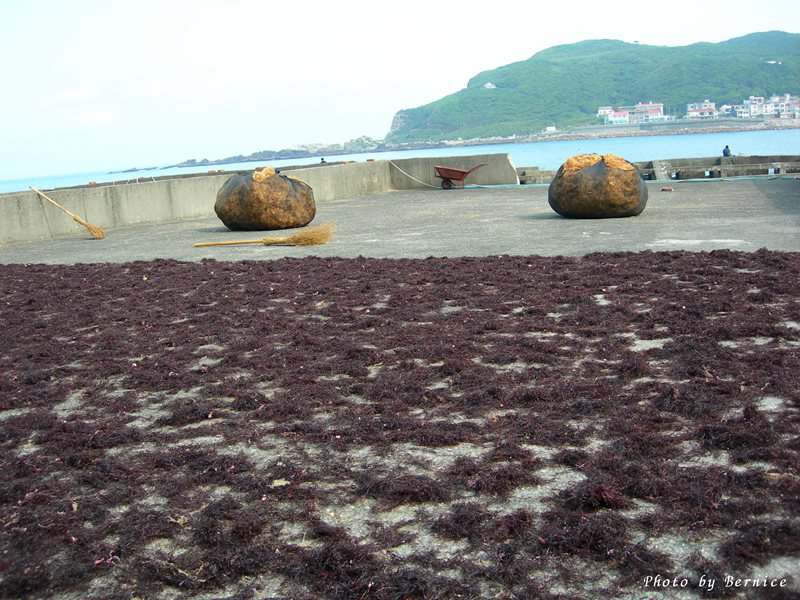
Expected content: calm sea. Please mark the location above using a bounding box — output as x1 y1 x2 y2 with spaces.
1 128 798 194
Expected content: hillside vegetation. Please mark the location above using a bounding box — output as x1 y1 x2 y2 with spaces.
387 31 800 142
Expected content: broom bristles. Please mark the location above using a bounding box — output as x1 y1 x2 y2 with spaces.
263 222 334 246
73 215 106 240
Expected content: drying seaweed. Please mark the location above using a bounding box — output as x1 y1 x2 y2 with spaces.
0 250 799 598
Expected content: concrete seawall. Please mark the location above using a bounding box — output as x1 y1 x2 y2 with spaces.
516 154 800 184
1 154 518 245
389 154 518 189
0 176 232 246
636 155 800 180
277 161 394 200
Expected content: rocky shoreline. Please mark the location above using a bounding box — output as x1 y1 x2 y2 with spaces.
162 119 800 172
433 118 800 149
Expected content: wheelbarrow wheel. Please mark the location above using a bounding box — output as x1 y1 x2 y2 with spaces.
441 178 453 190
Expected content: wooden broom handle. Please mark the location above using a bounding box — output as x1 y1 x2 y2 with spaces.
194 239 273 248
31 187 79 219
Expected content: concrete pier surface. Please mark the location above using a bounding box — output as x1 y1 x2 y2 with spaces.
1 178 798 265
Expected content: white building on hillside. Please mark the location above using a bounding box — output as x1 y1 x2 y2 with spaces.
767 93 800 118
597 102 667 124
733 94 799 118
686 100 717 119
746 96 766 116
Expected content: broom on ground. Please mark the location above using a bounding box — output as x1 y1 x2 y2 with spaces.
193 222 334 248
31 186 106 240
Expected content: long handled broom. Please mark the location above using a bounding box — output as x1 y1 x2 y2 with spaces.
31 186 106 240
193 222 334 248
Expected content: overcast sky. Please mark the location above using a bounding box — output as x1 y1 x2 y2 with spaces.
1 0 798 179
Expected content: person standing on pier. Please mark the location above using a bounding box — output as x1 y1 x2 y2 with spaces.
722 145 731 157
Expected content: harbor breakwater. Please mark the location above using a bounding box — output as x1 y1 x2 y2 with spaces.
3 152 799 246
0 154 518 245
516 154 800 184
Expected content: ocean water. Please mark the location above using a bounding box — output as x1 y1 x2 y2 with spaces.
1 128 798 194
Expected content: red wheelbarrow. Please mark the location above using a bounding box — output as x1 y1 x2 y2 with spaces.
434 163 487 189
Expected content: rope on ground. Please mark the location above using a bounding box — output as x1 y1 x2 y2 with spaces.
388 161 440 189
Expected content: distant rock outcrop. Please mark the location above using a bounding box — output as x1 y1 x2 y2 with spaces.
389 111 410 136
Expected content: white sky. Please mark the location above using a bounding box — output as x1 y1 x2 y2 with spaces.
1 0 798 179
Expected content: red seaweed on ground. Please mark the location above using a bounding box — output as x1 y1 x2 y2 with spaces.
0 250 798 598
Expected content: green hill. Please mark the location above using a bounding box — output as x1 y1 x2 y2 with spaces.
386 31 800 142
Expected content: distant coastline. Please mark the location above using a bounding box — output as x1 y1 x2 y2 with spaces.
5 127 798 195
109 118 800 174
